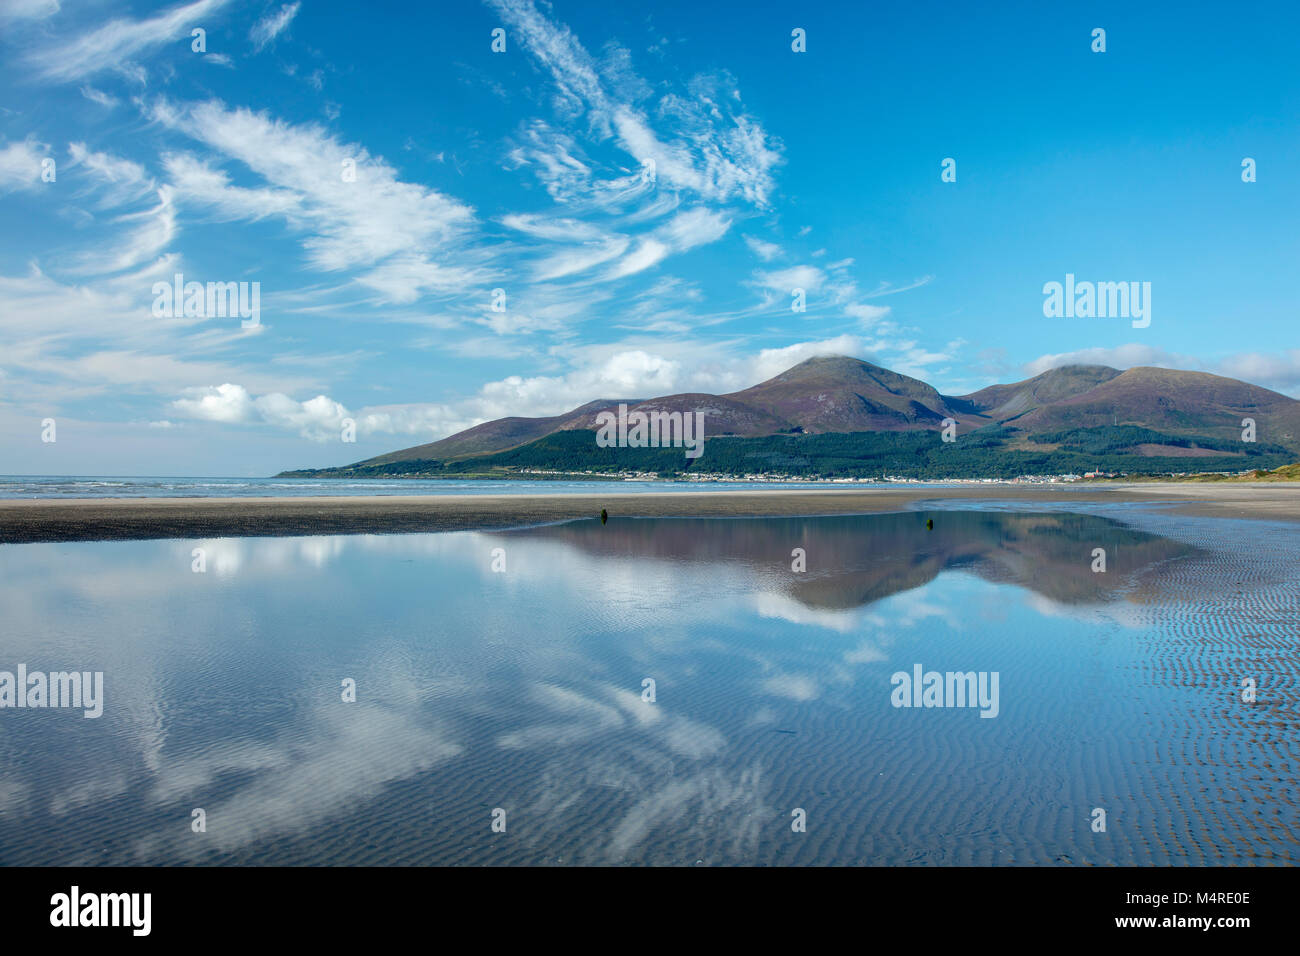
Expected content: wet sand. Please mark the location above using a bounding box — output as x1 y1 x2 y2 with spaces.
1 482 1297 543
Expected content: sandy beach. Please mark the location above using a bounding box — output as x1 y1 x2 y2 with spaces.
1 482 1297 543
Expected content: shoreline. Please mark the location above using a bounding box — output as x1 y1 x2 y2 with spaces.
1 483 1297 543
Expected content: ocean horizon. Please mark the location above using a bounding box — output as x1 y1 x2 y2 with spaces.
0 475 996 500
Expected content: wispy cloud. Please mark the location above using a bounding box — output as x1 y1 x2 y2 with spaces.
743 235 781 261
79 86 120 108
79 186 177 275
487 0 781 207
25 0 233 83
0 0 60 22
250 2 300 52
0 137 51 193
67 142 155 205
149 97 484 302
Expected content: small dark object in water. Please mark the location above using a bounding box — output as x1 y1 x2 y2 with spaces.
925 518 933 530
774 729 797 735
600 508 608 525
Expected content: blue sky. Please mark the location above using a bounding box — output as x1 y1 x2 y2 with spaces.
2 0 1298 476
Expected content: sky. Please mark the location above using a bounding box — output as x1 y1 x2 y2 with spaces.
1 0 1298 476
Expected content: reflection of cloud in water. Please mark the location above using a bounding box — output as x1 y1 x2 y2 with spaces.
0 780 29 815
760 673 820 702
50 772 132 817
844 640 887 665
132 701 462 861
890 583 963 629
497 681 765 860
499 682 724 760
524 753 772 863
177 535 348 575
607 762 768 861
753 592 859 632
1021 591 1146 628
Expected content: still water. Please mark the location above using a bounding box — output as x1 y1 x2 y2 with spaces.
0 509 1295 865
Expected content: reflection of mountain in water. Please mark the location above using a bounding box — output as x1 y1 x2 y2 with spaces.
494 511 1199 611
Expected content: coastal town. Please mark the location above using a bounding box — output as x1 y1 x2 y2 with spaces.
509 467 1266 484
515 468 1111 483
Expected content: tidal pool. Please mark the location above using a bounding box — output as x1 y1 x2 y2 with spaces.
0 508 1295 865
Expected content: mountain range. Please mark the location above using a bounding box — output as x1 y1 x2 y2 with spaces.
281 356 1300 479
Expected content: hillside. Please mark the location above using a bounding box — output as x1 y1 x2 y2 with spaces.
1010 367 1300 446
364 399 636 464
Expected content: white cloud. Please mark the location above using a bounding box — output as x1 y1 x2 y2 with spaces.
844 302 891 325
0 259 325 410
250 2 300 52
76 186 177 275
173 384 351 441
67 142 154 205
743 236 781 261
356 256 486 305
863 275 935 298
1216 350 1300 395
596 209 730 281
172 382 256 423
1023 344 1195 377
503 121 597 203
501 213 606 242
751 260 912 328
606 239 670 280
162 152 301 220
79 86 120 108
149 98 483 302
657 206 731 251
487 0 781 206
747 336 868 383
753 264 825 294
533 238 630 281
0 138 50 193
0 0 60 21
25 0 233 82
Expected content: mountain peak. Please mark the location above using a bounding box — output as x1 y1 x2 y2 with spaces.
760 354 881 384
960 364 1124 421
